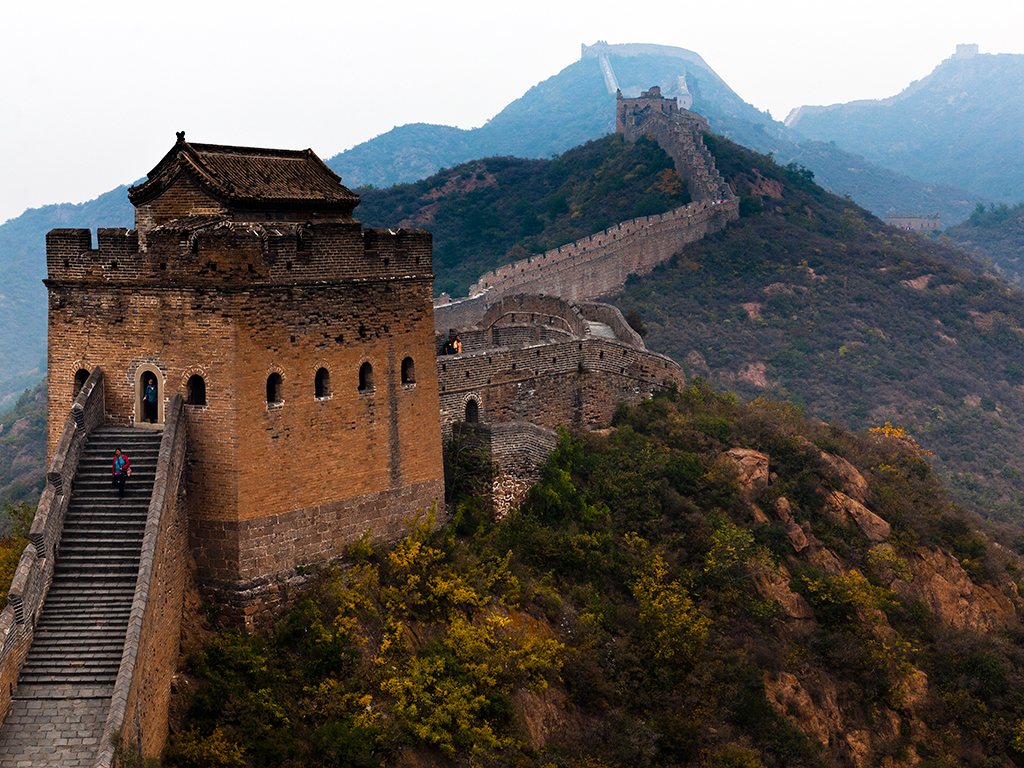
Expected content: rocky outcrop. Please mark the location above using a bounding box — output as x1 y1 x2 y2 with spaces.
825 490 892 543
797 437 869 502
892 546 1017 631
721 448 769 501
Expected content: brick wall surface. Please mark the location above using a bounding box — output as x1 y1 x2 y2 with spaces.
434 197 737 335
47 221 444 587
437 335 683 437
452 421 558 519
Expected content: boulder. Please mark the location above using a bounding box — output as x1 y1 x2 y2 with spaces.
825 491 891 543
721 448 769 501
895 546 1016 631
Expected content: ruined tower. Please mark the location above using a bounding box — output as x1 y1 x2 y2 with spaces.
45 135 445 595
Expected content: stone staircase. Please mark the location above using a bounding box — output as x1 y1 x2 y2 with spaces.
0 426 161 767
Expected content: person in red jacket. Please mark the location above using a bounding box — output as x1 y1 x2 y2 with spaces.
111 448 130 498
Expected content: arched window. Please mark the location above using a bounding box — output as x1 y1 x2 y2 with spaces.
315 367 331 398
267 373 283 404
358 362 374 392
401 357 415 385
186 375 207 406
465 399 479 423
73 369 90 398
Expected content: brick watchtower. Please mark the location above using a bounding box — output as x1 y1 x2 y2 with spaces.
616 86 731 202
45 134 444 595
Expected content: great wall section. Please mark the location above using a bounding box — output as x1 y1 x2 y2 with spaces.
0 84 739 763
435 86 738 332
432 86 739 514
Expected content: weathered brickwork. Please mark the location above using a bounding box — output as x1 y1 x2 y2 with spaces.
437 295 684 437
45 139 445 589
617 86 731 202
452 421 559 520
438 296 683 519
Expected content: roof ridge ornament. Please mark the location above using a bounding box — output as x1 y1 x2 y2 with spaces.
176 131 185 143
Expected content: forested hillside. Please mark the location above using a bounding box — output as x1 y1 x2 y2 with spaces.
0 185 134 404
164 388 1024 767
944 202 1024 286
613 135 1024 521
358 134 690 298
0 380 46 512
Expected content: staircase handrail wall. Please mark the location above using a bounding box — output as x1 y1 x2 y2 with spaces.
95 395 188 768
0 366 105 729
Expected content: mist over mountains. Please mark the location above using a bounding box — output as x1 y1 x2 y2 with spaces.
0 41 1013 405
326 44 988 228
787 47 1024 203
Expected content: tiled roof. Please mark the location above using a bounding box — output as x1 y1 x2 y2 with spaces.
129 135 359 211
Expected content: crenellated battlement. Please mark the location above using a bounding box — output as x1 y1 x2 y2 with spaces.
45 222 432 285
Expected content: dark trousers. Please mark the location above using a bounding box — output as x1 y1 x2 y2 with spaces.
145 399 157 423
112 473 126 497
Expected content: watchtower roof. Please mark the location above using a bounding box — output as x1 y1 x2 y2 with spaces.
128 133 360 213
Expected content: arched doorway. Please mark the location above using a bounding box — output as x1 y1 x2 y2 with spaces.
134 365 164 425
465 398 479 423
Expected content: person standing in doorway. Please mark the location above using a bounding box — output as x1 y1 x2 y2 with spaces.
112 448 130 498
144 377 158 423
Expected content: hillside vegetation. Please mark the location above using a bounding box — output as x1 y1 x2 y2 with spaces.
358 134 690 298
613 136 1024 521
0 185 134 401
0 380 47 512
787 52 1024 202
165 387 1024 767
944 202 1024 286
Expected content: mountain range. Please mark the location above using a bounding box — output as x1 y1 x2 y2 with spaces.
0 42 1005 407
327 42 988 227
786 46 1024 203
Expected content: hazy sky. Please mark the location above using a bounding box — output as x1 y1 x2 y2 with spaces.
2 0 1021 225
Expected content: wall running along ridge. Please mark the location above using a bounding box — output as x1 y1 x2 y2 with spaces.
435 198 737 333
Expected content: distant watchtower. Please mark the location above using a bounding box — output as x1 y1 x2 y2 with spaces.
617 87 731 202
45 135 444 597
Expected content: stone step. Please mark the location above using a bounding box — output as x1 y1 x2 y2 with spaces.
10 424 162 704
17 670 120 686
35 614 132 628
64 504 150 516
47 576 139 590
35 618 132 630
26 637 125 652
59 532 145 544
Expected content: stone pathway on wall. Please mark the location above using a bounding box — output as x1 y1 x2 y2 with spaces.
0 698 109 767
585 321 617 340
0 427 160 766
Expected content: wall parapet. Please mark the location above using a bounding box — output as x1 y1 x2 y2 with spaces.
95 395 189 767
0 367 105 729
439 197 737 334
45 224 433 286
